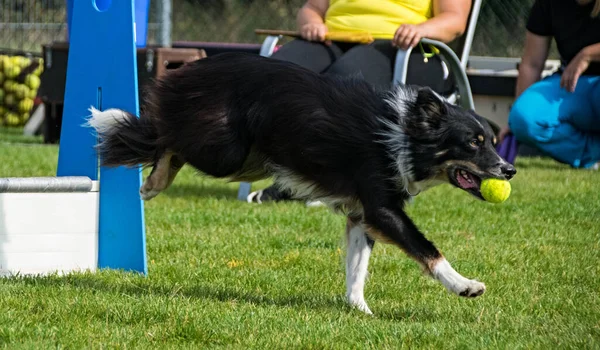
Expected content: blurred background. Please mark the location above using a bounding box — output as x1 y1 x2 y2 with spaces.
0 0 550 58
0 0 560 142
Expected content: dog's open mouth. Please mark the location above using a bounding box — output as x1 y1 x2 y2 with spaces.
452 168 483 200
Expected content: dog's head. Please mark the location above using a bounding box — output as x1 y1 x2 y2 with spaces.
388 86 516 200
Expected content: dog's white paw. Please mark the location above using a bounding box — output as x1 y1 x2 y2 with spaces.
140 188 160 201
452 279 486 298
433 258 486 298
348 294 373 315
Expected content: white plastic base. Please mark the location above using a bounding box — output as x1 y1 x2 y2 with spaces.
0 183 99 277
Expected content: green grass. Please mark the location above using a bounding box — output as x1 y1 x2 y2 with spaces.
0 138 599 349
0 127 44 145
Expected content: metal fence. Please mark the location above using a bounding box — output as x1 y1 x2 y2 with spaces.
0 0 163 54
0 0 550 59
0 0 67 54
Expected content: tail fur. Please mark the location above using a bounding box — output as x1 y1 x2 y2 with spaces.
87 107 158 167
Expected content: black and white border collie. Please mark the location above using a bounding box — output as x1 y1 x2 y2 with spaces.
88 52 516 315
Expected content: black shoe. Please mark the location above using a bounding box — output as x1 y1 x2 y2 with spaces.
247 185 293 204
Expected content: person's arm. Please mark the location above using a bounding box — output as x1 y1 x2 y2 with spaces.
393 0 471 50
561 42 600 92
296 0 329 42
515 31 552 97
497 31 551 141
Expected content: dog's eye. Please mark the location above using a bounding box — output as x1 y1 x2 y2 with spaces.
470 139 481 148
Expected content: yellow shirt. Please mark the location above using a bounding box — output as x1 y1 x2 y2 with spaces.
325 0 433 39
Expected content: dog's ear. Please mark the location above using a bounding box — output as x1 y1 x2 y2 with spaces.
415 87 447 128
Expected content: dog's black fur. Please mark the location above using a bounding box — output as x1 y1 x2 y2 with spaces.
90 52 516 312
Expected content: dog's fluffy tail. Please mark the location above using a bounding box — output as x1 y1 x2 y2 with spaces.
87 107 158 167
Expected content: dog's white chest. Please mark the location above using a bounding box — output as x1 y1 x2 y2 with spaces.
407 178 445 196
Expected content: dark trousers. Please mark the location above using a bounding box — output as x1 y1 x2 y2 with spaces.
270 39 452 93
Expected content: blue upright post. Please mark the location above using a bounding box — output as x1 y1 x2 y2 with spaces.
57 0 147 275
66 0 150 48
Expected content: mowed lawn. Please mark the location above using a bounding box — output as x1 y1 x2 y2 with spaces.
0 138 599 349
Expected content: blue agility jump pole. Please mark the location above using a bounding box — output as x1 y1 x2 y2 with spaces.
57 0 147 274
65 0 150 48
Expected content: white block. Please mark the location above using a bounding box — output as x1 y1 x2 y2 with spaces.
0 185 99 277
23 103 45 136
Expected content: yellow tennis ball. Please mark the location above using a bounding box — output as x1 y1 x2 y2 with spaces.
4 65 21 79
25 74 40 90
5 112 20 126
14 84 29 99
480 178 511 203
18 98 34 113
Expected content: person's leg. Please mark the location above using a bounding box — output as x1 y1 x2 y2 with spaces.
590 76 600 125
324 40 396 89
509 74 600 168
324 40 449 93
564 75 600 133
269 39 345 73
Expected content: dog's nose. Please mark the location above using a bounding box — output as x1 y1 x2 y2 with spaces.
501 164 516 180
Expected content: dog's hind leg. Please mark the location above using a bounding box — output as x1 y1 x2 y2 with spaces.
165 153 185 188
345 217 375 315
140 151 185 200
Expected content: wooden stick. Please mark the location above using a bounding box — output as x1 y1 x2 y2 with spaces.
255 29 374 44
255 29 302 38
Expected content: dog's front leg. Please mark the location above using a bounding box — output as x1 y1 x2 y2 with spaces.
363 204 486 298
345 217 375 315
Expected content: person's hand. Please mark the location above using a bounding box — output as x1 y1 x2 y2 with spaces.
300 22 328 42
498 125 512 143
561 50 591 93
392 24 427 50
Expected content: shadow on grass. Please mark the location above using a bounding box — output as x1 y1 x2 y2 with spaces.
162 183 239 200
10 273 344 310
374 307 438 322
7 273 438 321
514 156 571 170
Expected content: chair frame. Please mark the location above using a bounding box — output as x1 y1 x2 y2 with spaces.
237 0 482 201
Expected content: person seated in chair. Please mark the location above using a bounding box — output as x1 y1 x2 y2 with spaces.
248 0 472 204
498 0 600 170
